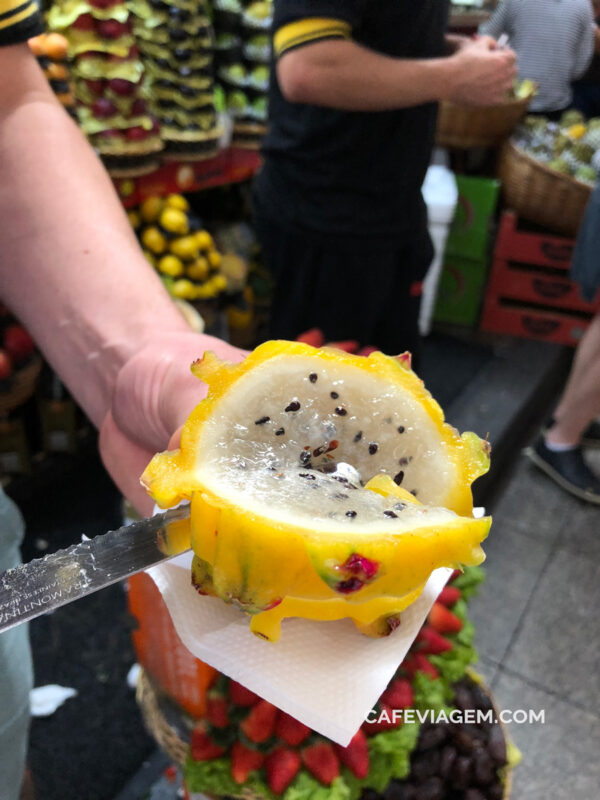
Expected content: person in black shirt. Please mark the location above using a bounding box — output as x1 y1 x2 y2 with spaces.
254 0 516 360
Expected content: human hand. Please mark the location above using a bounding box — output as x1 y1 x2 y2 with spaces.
99 332 247 516
446 37 517 106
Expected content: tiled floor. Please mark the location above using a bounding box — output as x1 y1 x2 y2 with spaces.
469 447 600 799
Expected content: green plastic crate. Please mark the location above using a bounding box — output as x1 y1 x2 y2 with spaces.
433 254 489 327
446 176 500 261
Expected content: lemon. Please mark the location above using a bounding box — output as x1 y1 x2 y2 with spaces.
166 194 190 212
211 273 228 292
140 196 163 223
142 226 167 255
127 210 141 230
171 279 196 300
186 256 210 281
160 207 189 236
207 250 222 269
194 230 213 250
170 236 199 260
158 255 185 278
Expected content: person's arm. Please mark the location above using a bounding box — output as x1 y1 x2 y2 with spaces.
0 45 243 512
479 0 511 40
572 7 596 78
276 36 517 111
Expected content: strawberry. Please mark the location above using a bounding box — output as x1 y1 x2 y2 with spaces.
437 585 461 607
240 699 278 743
381 678 413 710
450 569 462 582
228 680 260 707
413 653 439 680
302 742 340 786
190 729 226 761
296 328 324 347
3 325 34 364
206 694 229 729
416 626 453 655
274 711 311 746
264 747 301 795
362 702 399 735
334 730 369 779
325 340 359 354
429 602 463 634
230 741 264 784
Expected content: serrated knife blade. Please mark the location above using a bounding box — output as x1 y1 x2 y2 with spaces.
0 504 191 634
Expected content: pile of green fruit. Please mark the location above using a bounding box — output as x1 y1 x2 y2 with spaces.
513 110 600 186
131 194 228 301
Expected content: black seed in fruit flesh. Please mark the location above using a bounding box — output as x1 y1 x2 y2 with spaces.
254 416 270 425
398 425 405 433
285 400 300 412
275 428 285 436
410 489 418 497
368 442 378 455
320 462 337 474
313 445 327 457
399 457 410 466
334 406 347 416
334 493 349 500
309 372 318 383
394 471 404 486
298 473 315 480
299 450 311 466
346 510 357 518
330 391 339 399
332 475 348 483
354 431 363 442
384 510 397 518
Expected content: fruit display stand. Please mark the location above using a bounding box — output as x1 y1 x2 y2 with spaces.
114 146 262 208
498 140 592 237
480 211 600 346
129 567 517 800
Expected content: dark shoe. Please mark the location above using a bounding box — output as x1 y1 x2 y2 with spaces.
524 437 600 504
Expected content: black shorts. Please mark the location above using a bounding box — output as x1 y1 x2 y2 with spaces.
253 213 433 367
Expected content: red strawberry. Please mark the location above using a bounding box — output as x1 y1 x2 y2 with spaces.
230 741 264 784
362 702 399 735
228 680 260 708
71 12 96 30
274 711 311 746
264 747 301 795
416 626 453 655
206 695 229 729
85 78 105 96
437 585 461 607
296 328 324 347
413 653 439 680
429 602 463 634
0 349 12 380
190 729 226 761
334 730 369 779
302 742 340 786
381 678 413 710
240 699 278 743
3 325 34 363
450 569 462 582
325 340 359 354
97 19 128 38
126 126 149 142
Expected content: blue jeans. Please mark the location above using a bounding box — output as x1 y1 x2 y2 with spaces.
0 490 33 800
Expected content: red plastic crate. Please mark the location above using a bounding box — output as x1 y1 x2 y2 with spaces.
480 212 600 345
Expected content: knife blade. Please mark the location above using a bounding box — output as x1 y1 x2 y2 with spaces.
0 504 191 634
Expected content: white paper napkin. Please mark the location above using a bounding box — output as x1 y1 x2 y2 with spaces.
147 553 451 746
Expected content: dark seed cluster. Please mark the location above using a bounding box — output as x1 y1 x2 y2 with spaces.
334 406 347 416
285 400 301 412
254 416 270 425
309 373 318 383
394 471 405 486
346 510 357 518
368 442 378 455
330 391 339 399
398 425 406 434
275 428 285 436
384 510 398 518
298 473 316 481
354 431 363 442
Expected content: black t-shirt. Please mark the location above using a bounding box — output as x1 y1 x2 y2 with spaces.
0 0 42 47
255 0 450 239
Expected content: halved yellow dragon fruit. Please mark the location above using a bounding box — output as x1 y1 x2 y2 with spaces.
142 341 491 642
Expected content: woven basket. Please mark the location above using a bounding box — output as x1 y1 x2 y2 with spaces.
498 140 592 237
436 94 533 149
0 357 42 416
136 669 512 799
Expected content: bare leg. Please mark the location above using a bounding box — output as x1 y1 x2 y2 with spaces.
546 313 600 447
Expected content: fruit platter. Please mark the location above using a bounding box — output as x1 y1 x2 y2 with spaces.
499 110 596 236
135 567 517 800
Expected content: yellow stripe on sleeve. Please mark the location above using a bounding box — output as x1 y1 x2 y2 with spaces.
274 17 351 58
0 0 36 31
